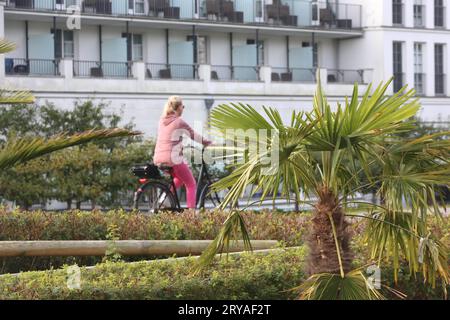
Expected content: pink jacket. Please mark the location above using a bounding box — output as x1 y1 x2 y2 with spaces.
153 114 211 166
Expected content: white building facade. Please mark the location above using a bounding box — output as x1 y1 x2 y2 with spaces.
0 0 448 137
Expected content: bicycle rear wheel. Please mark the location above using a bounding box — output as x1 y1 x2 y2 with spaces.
134 181 177 214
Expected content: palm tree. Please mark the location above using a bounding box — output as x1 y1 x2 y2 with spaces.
0 39 139 170
197 80 449 299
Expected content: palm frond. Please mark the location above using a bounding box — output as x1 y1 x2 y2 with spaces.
194 210 252 272
362 206 449 291
0 88 35 105
0 128 141 170
296 270 388 300
0 39 16 54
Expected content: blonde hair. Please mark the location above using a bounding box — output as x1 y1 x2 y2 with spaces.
163 96 183 116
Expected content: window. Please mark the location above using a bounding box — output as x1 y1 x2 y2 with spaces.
414 0 425 27
435 0 445 27
132 34 143 61
52 29 74 59
128 0 145 14
414 43 425 95
63 31 74 58
393 42 403 92
393 0 403 25
122 33 143 61
435 44 445 95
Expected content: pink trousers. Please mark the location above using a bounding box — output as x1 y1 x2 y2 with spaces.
171 163 197 209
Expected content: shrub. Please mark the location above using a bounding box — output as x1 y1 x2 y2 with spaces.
0 248 307 300
0 208 307 273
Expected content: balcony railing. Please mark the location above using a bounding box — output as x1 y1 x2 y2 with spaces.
6 0 78 11
5 58 60 76
271 67 315 82
73 60 132 78
5 0 362 30
211 65 260 81
327 69 366 84
145 63 198 80
435 73 446 96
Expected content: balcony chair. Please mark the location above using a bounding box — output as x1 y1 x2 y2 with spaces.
14 0 33 9
206 0 220 17
159 68 171 79
336 19 352 29
222 1 234 21
282 15 297 26
13 64 29 75
320 8 334 26
96 0 112 14
151 0 169 16
271 72 280 81
164 6 180 19
211 70 219 80
90 67 103 77
281 72 292 81
327 74 337 82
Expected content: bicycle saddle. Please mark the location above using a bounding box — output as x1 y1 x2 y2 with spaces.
158 165 173 172
131 163 162 179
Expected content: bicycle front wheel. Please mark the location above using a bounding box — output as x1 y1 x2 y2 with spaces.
134 181 177 214
198 182 221 210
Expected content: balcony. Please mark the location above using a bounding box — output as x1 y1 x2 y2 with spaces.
4 59 371 98
4 0 362 30
271 67 315 82
4 58 60 76
145 63 198 80
210 65 260 81
73 60 133 78
326 69 366 84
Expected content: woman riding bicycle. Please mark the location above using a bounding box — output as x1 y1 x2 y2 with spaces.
153 96 212 209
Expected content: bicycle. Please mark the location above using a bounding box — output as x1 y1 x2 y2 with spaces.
131 147 222 213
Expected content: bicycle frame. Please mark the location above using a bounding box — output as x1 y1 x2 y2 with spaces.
136 148 221 210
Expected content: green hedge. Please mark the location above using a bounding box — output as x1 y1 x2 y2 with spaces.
0 208 307 273
0 247 446 300
0 248 307 300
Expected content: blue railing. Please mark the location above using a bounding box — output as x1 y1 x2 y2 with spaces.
327 69 366 84
73 60 132 78
271 67 315 82
145 63 198 80
5 58 60 76
211 65 260 81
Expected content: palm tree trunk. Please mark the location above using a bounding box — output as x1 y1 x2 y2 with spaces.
307 186 353 275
